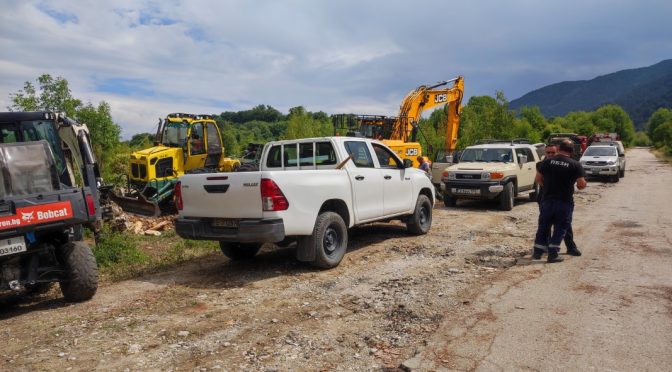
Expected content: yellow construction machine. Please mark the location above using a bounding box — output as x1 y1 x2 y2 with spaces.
111 113 240 216
333 76 464 167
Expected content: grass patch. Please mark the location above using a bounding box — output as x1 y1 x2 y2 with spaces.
93 227 219 281
652 147 672 163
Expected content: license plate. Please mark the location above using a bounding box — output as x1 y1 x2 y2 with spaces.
453 188 480 195
592 169 600 175
212 219 239 228
0 236 27 257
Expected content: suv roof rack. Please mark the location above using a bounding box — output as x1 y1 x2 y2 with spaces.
474 138 530 145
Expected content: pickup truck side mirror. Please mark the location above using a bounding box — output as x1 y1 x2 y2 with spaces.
403 159 414 168
618 153 624 157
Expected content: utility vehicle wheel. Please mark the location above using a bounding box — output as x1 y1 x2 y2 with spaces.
529 183 541 201
58 241 98 302
407 194 432 235
612 175 620 183
443 192 457 207
499 182 514 211
219 242 262 260
302 212 348 269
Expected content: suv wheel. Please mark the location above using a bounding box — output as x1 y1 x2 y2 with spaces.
443 192 457 207
499 182 514 211
529 183 540 201
619 168 625 178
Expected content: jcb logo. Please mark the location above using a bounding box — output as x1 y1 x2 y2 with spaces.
406 148 419 156
434 94 447 103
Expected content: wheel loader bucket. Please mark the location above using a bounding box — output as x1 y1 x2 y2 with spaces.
109 192 161 217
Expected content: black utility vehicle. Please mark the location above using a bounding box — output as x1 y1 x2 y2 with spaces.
0 111 107 302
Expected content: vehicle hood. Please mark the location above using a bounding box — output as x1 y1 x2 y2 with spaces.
580 155 618 162
131 146 180 160
447 162 516 172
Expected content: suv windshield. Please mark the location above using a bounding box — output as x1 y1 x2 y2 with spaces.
0 120 66 175
584 146 617 157
162 121 189 147
460 148 514 163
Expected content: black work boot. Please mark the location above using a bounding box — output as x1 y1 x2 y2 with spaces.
566 246 582 256
547 251 564 263
532 248 544 260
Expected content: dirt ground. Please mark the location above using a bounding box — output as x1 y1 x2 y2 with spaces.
1 148 670 371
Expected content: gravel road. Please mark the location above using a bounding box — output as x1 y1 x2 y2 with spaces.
1 148 669 371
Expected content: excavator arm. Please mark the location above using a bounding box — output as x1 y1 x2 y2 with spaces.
391 76 464 152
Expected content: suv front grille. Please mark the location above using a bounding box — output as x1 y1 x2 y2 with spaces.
456 173 482 180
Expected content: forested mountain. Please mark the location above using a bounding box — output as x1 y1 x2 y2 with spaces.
509 59 672 129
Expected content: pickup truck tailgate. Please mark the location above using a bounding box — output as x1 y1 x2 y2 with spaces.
179 173 263 218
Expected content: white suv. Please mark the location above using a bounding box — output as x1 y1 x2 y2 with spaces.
580 143 626 182
442 142 541 210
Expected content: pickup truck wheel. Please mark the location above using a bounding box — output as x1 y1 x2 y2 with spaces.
58 241 98 302
529 183 540 201
499 182 514 211
443 192 457 207
619 168 625 178
407 194 432 235
305 212 348 269
612 175 620 183
219 242 262 260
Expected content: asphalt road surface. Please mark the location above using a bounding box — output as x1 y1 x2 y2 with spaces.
405 148 672 371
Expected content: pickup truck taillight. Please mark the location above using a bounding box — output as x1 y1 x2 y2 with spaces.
260 178 289 211
174 181 183 210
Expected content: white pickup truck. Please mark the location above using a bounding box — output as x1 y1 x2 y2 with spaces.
175 137 435 268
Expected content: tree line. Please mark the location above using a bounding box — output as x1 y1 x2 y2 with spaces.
9 74 668 185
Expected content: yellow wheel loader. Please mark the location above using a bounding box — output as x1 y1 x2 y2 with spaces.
111 113 240 216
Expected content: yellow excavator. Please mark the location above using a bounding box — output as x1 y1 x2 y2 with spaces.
333 76 464 167
111 113 240 216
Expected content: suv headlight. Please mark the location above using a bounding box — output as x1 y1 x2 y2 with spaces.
606 160 616 165
481 172 490 180
447 171 456 180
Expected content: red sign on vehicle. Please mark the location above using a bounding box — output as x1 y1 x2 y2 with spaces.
0 201 74 230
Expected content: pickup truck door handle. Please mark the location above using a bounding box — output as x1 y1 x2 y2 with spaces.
384 175 392 180
355 176 365 181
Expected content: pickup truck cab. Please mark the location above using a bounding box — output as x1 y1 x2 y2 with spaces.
442 142 541 210
175 137 434 268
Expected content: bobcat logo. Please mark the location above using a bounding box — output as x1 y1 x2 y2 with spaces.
21 211 34 222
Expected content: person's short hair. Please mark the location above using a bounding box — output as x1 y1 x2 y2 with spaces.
559 140 574 154
416 155 423 161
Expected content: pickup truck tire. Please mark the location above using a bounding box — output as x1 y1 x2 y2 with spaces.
499 182 514 211
407 194 432 235
301 212 348 269
619 168 625 178
58 241 98 302
529 183 540 201
443 192 457 207
611 175 620 183
219 242 262 260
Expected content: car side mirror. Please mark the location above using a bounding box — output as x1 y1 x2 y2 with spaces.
619 153 624 157
403 159 414 168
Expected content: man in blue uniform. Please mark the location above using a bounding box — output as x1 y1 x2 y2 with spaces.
533 140 587 263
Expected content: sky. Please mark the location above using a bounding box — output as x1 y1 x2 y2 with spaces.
1 0 671 138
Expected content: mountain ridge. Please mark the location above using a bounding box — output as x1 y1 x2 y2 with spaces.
509 59 672 129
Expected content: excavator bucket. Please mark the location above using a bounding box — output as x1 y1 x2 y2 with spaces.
109 192 161 217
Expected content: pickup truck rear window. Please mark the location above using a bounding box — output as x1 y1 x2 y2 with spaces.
266 142 337 168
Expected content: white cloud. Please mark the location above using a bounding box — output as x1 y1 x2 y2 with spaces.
1 0 671 137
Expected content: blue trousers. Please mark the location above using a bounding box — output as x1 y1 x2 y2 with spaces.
534 199 573 254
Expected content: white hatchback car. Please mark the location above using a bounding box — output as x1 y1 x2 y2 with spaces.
580 143 626 182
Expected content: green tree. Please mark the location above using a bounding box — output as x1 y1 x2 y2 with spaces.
283 106 331 139
652 122 672 148
519 106 547 132
76 102 121 179
646 108 672 140
457 92 516 148
591 105 635 144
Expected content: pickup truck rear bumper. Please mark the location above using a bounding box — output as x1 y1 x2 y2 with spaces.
175 217 285 243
